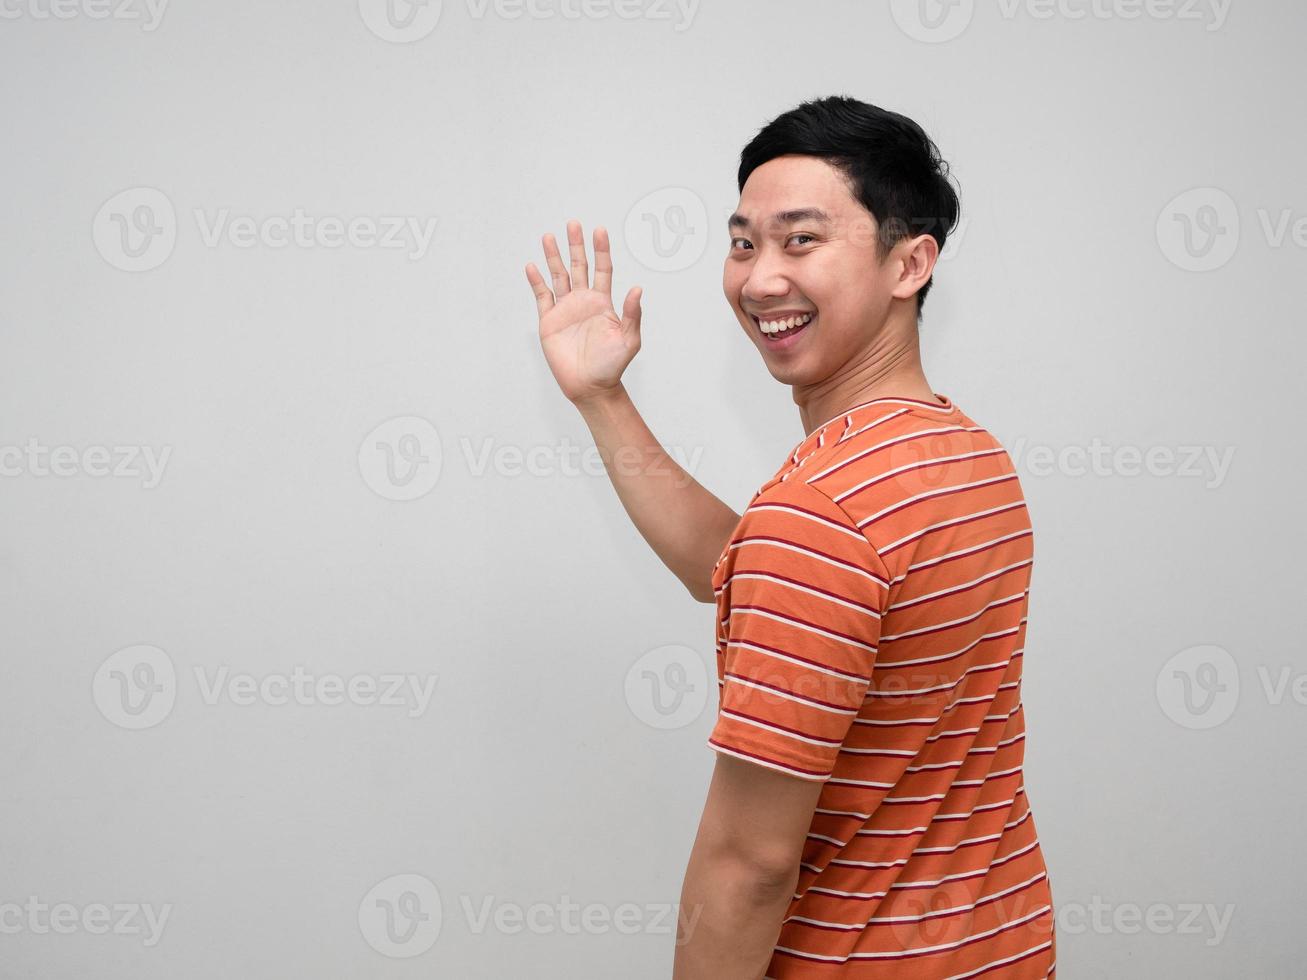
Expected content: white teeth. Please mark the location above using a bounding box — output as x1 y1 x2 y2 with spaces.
759 313 813 334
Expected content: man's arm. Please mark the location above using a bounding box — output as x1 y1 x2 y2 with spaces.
673 754 824 979
574 384 741 603
681 480 889 974
527 220 740 602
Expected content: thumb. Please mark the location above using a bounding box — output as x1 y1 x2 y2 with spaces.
620 286 643 338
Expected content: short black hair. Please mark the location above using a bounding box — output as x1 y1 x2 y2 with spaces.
737 95 960 316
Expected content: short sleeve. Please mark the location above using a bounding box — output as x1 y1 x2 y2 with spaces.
709 480 889 782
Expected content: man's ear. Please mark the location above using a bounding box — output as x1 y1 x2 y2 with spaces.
890 233 940 301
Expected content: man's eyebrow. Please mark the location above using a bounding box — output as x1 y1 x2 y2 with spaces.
726 208 833 231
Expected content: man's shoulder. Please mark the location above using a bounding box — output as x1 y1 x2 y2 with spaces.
740 469 865 540
719 469 892 598
732 470 884 558
796 405 1026 556
799 403 1001 484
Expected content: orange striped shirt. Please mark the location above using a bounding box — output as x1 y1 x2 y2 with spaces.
708 394 1055 979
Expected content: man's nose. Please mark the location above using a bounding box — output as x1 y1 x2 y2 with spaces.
741 251 792 303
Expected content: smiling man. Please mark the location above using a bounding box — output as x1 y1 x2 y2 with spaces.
526 95 1055 978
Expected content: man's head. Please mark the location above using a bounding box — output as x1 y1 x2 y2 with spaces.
723 95 959 384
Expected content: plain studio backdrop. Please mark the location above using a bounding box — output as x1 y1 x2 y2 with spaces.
0 1 1301 977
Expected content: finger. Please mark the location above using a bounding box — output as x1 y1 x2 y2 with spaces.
593 225 613 300
524 262 554 317
621 286 643 340
567 219 589 291
542 232 570 297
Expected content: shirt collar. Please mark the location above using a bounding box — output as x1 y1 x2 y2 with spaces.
787 393 958 466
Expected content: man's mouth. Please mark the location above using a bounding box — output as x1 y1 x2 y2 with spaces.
751 311 815 346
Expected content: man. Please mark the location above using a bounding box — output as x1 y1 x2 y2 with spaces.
525 95 1055 978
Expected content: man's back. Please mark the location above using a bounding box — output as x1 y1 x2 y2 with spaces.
709 393 1056 978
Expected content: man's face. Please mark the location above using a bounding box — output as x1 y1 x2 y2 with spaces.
722 154 898 384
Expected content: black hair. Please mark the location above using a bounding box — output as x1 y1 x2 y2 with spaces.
737 95 960 316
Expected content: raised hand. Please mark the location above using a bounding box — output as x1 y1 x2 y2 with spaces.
525 219 643 406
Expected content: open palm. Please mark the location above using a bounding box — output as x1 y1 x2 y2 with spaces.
525 220 643 404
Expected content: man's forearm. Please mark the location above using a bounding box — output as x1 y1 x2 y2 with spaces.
574 384 740 602
673 849 796 979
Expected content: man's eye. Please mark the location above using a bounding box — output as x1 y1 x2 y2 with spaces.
730 235 814 250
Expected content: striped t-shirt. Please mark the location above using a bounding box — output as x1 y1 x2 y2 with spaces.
708 394 1055 979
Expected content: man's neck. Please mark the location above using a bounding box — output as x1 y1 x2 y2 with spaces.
796 338 937 437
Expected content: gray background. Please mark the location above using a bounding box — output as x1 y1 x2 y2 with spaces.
1 0 1302 977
